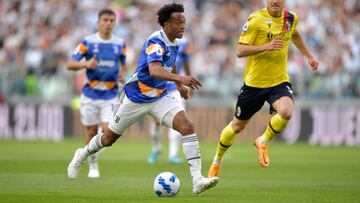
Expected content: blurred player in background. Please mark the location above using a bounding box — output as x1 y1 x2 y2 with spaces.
208 0 319 177
67 9 128 178
67 3 218 195
147 37 192 164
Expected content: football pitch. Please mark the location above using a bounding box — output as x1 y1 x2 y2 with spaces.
0 138 359 203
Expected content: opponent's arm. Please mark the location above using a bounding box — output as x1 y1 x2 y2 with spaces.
67 55 97 71
291 30 318 70
237 39 284 58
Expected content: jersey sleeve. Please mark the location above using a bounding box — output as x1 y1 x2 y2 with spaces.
120 43 127 63
145 38 165 64
238 14 258 45
71 39 88 61
290 11 298 32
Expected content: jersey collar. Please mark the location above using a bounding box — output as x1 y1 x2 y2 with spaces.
96 32 113 43
160 29 178 46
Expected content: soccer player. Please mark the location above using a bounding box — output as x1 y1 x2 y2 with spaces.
67 3 218 195
148 38 192 164
67 9 128 178
208 0 319 177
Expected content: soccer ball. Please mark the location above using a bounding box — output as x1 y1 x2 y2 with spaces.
153 171 180 197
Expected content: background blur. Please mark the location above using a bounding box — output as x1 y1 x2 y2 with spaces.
0 0 359 146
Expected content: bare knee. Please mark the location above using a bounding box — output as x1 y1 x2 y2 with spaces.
101 129 121 147
231 119 249 134
277 108 293 120
87 128 97 136
177 120 194 135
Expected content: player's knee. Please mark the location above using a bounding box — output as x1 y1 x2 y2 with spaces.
178 120 194 135
101 133 120 147
87 127 98 136
278 109 292 120
232 123 246 134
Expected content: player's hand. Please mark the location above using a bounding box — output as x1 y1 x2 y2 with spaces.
177 85 189 100
118 73 126 84
307 57 319 71
86 55 97 69
266 38 284 51
179 75 202 90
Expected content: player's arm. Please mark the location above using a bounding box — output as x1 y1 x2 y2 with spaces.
237 39 284 58
171 65 190 99
67 56 97 71
67 40 96 71
291 30 319 70
118 61 128 84
149 61 201 90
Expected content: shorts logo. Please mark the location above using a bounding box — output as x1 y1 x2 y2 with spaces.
236 106 241 117
286 86 293 95
114 115 120 123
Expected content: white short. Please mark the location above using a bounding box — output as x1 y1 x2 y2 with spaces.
168 90 185 108
108 94 185 135
80 94 117 126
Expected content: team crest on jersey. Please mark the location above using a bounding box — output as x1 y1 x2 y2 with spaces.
113 45 119 54
93 44 99 53
285 20 291 31
265 18 272 28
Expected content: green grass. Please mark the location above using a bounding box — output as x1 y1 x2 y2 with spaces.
0 139 359 203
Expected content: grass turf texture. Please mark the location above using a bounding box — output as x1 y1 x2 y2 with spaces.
0 138 359 203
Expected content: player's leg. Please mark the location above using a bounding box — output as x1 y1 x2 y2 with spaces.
208 118 249 177
151 95 218 195
85 125 101 178
171 111 218 194
68 95 149 179
148 119 162 164
79 94 102 178
168 128 183 164
208 84 265 177
168 90 183 164
67 126 121 179
255 82 294 168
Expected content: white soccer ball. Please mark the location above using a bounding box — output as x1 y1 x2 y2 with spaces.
153 171 180 197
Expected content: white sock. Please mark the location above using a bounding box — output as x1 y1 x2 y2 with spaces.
78 132 104 160
168 128 181 158
150 123 162 152
87 148 103 164
182 133 202 181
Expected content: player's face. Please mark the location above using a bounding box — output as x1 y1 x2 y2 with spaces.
266 0 284 16
168 12 186 39
98 14 116 34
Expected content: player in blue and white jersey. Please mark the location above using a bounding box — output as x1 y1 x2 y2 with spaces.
67 9 128 178
147 38 192 164
67 3 218 195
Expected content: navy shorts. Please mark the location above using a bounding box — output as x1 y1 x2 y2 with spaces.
234 82 294 120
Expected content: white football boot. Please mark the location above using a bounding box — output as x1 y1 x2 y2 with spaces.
192 176 219 195
67 148 85 179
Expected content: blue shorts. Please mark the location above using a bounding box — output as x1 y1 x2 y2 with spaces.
234 82 294 120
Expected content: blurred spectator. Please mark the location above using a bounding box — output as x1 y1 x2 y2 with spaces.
0 0 359 103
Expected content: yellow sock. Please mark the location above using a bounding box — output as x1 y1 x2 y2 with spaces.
262 114 289 143
214 122 237 162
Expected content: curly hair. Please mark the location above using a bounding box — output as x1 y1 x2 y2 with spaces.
157 2 184 27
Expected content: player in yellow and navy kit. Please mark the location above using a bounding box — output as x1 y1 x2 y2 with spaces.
67 3 218 195
208 0 319 178
67 9 128 178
